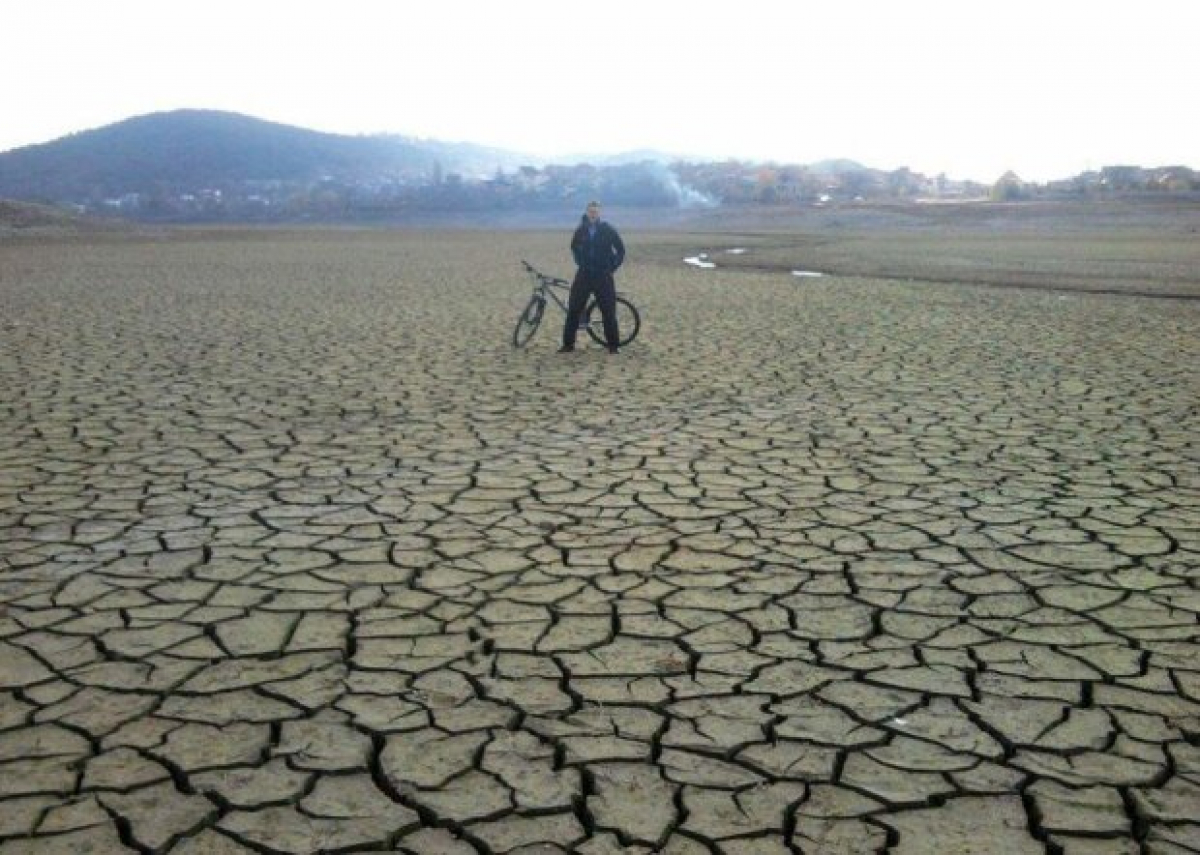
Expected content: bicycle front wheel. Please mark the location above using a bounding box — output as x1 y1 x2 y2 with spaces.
585 296 640 347
512 295 546 348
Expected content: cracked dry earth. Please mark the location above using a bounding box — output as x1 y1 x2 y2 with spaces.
1 229 1198 855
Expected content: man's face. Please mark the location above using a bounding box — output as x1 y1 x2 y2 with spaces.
586 204 600 223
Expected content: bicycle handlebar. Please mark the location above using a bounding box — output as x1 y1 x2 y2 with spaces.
521 259 569 287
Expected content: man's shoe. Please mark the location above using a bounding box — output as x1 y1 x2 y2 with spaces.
557 345 575 353
607 346 619 355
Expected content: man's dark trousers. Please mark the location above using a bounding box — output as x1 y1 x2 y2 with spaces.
563 269 620 349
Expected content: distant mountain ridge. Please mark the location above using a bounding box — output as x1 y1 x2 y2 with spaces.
0 110 885 207
2 110 1192 222
0 110 532 202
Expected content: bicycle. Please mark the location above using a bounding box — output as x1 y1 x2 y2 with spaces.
513 260 641 349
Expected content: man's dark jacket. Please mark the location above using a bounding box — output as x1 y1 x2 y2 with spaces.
571 220 625 275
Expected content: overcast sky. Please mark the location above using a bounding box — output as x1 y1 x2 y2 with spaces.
5 0 1197 182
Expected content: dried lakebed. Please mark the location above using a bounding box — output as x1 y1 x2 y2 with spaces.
1 230 1198 854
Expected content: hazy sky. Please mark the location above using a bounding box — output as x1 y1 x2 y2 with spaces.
5 0 1197 182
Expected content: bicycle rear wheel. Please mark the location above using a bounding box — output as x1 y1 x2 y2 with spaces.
512 295 546 347
585 295 640 347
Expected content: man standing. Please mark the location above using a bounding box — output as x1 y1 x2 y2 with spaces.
560 201 625 354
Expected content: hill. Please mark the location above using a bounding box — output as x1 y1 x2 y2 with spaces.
3 110 1191 224
0 110 529 203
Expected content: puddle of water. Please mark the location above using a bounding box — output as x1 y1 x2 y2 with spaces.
792 270 823 278
684 255 716 269
725 248 748 255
